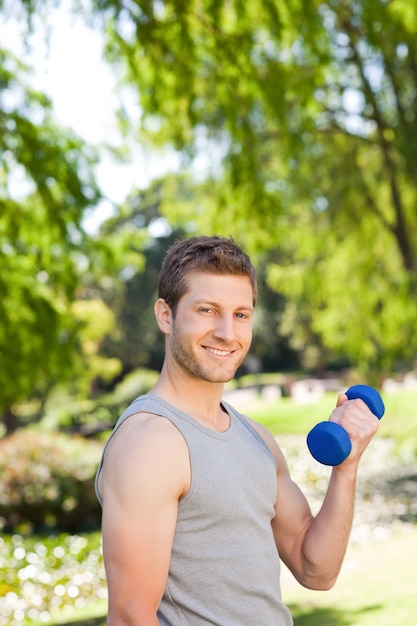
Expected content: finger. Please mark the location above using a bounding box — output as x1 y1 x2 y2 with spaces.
335 393 348 408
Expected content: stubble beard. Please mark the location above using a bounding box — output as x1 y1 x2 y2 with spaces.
170 322 246 384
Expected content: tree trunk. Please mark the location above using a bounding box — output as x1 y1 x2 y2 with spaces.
2 408 19 435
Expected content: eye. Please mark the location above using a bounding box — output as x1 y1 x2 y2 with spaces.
235 312 249 320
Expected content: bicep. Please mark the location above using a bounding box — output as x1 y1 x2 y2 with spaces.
100 416 189 620
102 488 178 616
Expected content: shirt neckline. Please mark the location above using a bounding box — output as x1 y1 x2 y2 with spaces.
144 393 236 439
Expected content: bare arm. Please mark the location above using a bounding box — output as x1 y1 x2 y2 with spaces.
98 414 190 625
252 393 379 590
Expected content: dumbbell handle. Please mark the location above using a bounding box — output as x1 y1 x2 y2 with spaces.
306 384 385 466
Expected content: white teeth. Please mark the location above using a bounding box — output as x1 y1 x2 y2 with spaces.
205 347 231 356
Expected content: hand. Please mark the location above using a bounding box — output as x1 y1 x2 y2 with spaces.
329 393 380 467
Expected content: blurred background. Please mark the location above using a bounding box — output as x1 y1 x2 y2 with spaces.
1 1 416 624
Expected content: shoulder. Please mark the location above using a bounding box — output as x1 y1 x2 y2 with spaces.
105 411 188 463
98 412 190 503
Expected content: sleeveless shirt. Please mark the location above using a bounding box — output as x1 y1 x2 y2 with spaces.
96 394 293 626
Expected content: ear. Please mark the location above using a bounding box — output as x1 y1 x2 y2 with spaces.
154 298 173 335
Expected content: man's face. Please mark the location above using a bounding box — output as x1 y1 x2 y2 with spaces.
168 271 254 383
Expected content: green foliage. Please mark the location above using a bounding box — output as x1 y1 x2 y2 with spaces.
0 44 103 420
89 0 417 376
97 183 186 373
2 0 417 409
267 229 417 374
0 34 148 425
37 367 160 435
111 367 160 404
71 299 122 397
0 430 103 533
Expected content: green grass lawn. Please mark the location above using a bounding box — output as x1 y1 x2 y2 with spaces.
284 527 417 625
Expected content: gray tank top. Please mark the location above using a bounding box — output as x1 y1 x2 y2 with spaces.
96 394 293 626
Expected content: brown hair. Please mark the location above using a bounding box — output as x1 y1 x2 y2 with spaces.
158 235 257 314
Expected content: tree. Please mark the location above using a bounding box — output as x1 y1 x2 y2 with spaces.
4 0 417 380
86 0 417 375
98 178 186 376
97 174 301 381
0 41 106 431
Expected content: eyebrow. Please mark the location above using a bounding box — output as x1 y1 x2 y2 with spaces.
194 299 254 312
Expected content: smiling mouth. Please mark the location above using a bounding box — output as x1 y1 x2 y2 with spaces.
203 346 234 357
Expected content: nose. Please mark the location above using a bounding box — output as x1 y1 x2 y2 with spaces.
212 314 236 343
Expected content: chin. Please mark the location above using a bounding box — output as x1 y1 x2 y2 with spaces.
204 369 238 384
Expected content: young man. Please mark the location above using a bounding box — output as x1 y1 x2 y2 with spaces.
95 235 379 626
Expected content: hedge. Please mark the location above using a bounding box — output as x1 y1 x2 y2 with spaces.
0 430 103 533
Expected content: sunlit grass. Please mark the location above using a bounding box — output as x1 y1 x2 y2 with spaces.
285 527 417 625
248 393 339 434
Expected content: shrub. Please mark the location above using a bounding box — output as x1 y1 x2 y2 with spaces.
40 368 160 435
0 430 103 533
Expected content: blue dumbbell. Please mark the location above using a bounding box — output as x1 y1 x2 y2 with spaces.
306 384 385 466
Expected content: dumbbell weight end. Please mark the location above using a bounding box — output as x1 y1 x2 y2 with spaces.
307 421 352 466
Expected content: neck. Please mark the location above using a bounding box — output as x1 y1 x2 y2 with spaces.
151 363 228 429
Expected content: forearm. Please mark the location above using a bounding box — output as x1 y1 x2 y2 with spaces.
300 466 358 589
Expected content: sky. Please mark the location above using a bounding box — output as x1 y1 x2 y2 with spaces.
0 1 180 232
